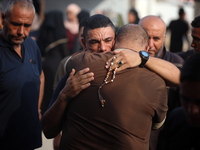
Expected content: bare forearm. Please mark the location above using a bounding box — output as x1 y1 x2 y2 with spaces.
106 49 180 87
39 71 45 110
146 57 180 86
41 94 68 139
42 68 94 138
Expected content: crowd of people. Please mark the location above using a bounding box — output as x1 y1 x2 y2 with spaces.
0 0 200 150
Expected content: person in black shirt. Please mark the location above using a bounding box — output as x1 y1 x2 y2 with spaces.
168 7 190 53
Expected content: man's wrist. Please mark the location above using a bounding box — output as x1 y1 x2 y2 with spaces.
58 92 70 104
139 50 149 67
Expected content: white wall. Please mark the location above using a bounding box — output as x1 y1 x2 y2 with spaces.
135 0 194 26
90 0 130 26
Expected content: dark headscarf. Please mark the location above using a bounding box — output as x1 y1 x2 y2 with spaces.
129 8 140 24
77 9 90 24
32 0 40 15
36 10 67 57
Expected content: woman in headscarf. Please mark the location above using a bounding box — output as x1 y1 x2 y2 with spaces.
64 3 81 54
36 10 68 115
128 8 140 24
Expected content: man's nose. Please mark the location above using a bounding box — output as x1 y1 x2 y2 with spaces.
149 39 154 48
99 42 107 52
17 26 24 35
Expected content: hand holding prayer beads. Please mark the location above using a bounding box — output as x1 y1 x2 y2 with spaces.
98 57 117 107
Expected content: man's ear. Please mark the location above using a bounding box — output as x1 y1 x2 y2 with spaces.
81 38 86 48
163 34 166 41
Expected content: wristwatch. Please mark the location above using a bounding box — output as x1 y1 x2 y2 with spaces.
139 50 149 67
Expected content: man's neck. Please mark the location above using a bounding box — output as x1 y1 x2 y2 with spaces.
156 47 165 58
180 16 185 20
13 44 22 58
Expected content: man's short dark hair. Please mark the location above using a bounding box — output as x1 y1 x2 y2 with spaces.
191 16 200 28
178 7 185 17
83 14 116 39
181 52 200 82
116 24 149 47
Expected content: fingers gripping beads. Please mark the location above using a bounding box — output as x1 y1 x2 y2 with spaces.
98 57 117 107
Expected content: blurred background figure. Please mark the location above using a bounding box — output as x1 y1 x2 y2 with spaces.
64 3 81 54
128 8 140 24
167 7 190 53
71 9 90 54
53 9 90 91
36 10 68 115
29 0 45 41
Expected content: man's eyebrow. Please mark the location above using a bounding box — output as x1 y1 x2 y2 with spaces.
89 39 99 41
11 22 32 26
153 36 160 39
89 39 99 43
105 37 114 40
24 23 32 27
11 22 22 25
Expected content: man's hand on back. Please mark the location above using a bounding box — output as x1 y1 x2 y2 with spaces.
105 49 141 71
59 68 94 102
